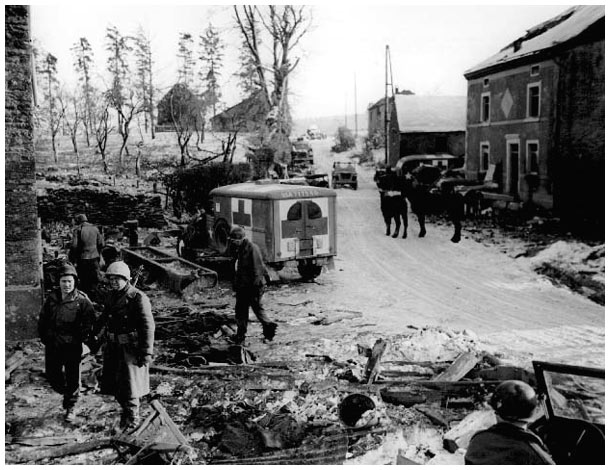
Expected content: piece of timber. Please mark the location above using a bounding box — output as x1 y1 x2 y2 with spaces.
7 439 114 463
364 339 387 384
431 352 479 382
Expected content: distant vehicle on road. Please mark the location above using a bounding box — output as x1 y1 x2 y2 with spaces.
332 161 358 190
291 137 314 168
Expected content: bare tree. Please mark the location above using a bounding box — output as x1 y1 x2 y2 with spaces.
199 23 224 118
177 33 195 87
93 96 114 174
105 25 133 163
70 37 95 146
60 91 83 176
37 53 65 162
106 88 144 164
233 6 312 159
134 27 156 139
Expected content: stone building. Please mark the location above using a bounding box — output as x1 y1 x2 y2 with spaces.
463 5 604 229
368 93 466 167
5 5 43 339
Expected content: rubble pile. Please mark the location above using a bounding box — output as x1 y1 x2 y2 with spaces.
6 308 542 465
37 186 166 228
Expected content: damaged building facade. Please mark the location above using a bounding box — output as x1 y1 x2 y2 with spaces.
368 93 466 167
463 5 605 230
5 5 43 340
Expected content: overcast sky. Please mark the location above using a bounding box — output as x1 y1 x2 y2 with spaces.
30 3 575 120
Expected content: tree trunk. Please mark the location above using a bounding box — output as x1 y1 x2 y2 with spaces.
51 134 58 163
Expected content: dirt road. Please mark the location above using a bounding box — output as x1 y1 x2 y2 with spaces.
256 140 604 369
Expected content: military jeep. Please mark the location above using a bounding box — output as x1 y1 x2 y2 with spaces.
332 161 358 190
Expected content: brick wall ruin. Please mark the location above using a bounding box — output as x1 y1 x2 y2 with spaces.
5 5 43 340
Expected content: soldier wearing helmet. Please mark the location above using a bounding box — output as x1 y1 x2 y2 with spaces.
465 380 555 465
38 263 96 423
228 225 277 345
70 213 104 298
97 261 155 433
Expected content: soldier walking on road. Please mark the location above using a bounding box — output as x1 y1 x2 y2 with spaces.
70 213 104 298
98 261 155 432
38 263 96 423
228 226 277 345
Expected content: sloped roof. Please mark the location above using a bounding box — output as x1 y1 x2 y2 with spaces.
465 5 604 77
394 95 466 133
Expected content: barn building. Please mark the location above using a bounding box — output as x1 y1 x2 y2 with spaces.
367 93 466 167
210 90 270 133
463 5 604 230
5 5 43 339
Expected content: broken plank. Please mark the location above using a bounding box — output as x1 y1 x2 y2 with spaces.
151 400 190 447
8 435 79 447
5 351 26 381
364 339 387 384
442 409 496 453
414 405 450 428
7 439 114 463
432 352 478 382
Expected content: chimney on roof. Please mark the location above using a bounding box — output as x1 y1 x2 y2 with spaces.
513 40 522 52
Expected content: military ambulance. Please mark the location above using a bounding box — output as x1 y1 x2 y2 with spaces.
209 181 337 280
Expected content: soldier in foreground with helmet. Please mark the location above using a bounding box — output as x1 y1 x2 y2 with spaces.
228 225 278 345
38 263 96 423
97 261 155 433
465 379 555 465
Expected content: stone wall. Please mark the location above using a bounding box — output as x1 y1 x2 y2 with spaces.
5 5 43 340
38 187 167 228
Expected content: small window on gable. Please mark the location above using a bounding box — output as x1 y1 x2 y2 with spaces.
483 78 489 87
531 65 540 76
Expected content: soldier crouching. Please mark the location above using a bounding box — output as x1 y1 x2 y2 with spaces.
97 261 155 433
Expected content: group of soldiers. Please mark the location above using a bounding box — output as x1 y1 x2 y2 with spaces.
38 213 277 433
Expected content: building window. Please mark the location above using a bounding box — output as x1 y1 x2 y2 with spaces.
526 140 539 174
480 142 490 171
530 65 540 76
527 82 541 118
481 92 490 122
483 78 489 87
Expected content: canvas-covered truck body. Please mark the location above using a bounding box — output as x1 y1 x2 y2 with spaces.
210 182 337 280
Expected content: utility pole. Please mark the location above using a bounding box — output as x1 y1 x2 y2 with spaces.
354 73 358 138
384 45 395 166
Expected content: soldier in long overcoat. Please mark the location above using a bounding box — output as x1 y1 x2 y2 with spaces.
38 263 96 423
99 261 155 432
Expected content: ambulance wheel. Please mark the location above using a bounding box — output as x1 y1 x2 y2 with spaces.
298 263 322 280
213 219 231 254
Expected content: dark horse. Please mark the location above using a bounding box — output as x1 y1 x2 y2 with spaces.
375 165 464 243
402 165 464 243
374 169 409 238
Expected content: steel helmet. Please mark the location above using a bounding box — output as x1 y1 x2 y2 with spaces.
490 380 539 421
75 213 88 224
229 225 246 240
106 261 131 281
58 263 78 280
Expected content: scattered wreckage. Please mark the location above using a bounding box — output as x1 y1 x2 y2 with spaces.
7 314 605 465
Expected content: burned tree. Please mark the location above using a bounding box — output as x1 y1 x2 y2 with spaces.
59 91 83 176
93 95 114 173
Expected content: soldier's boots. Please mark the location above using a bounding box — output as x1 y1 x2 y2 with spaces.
64 407 77 423
263 322 278 341
122 407 141 433
230 333 245 345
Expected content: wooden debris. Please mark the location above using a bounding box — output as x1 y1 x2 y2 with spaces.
357 344 372 357
414 405 450 429
396 452 421 465
364 339 387 384
7 436 79 447
442 409 496 453
7 439 114 463
6 351 25 381
432 352 478 382
380 388 427 407
470 365 536 385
